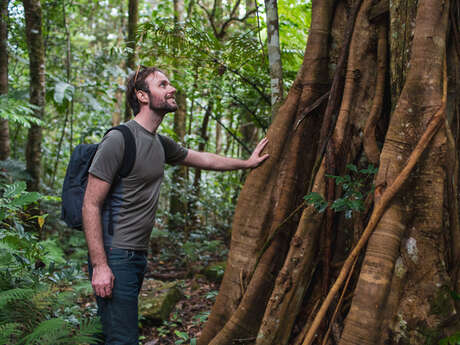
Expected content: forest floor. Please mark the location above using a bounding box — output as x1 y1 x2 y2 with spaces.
140 258 220 345
78 239 225 344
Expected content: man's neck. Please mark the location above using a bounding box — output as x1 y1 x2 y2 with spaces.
133 108 164 133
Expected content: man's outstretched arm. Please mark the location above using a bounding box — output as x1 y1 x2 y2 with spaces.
181 137 269 170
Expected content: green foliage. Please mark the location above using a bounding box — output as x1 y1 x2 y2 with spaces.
304 164 377 218
304 192 328 213
439 333 460 345
0 94 43 128
438 291 460 344
0 178 100 344
20 317 101 345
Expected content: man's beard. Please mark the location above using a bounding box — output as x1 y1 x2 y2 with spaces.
148 91 177 114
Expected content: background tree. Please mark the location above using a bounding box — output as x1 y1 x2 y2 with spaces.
0 0 10 160
168 0 189 234
124 0 138 122
199 1 460 345
264 0 282 121
23 0 45 192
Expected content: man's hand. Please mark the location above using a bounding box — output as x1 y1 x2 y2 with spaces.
246 137 269 168
92 263 115 298
182 137 269 170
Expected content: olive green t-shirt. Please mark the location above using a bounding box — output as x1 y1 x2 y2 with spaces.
88 120 188 250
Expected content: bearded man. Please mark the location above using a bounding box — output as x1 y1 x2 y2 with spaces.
82 66 269 344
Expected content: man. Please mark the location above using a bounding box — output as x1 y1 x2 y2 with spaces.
82 66 269 344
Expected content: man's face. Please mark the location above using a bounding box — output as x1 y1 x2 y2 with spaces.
144 72 177 114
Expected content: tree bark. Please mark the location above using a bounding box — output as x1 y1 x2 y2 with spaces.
200 0 460 344
0 0 10 160
264 0 283 122
340 1 451 343
124 0 138 121
23 0 45 191
199 0 332 342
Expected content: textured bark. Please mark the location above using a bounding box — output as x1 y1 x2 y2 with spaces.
199 0 332 343
201 1 460 344
23 0 45 191
0 0 10 160
124 0 138 121
339 1 451 344
264 0 283 121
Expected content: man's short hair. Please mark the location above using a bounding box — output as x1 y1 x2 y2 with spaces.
126 66 164 116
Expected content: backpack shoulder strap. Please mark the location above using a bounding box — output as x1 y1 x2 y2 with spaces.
103 124 136 236
157 133 165 148
104 124 136 177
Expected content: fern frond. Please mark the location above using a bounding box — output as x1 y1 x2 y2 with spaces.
19 318 70 345
19 317 102 345
0 288 34 308
32 287 58 310
0 322 22 344
69 318 103 345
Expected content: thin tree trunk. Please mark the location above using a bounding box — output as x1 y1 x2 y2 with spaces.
168 0 189 233
264 0 283 122
23 0 45 192
0 0 10 160
124 0 138 121
215 122 222 154
189 102 211 231
51 0 72 188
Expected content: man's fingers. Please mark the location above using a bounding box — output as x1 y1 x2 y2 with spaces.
257 137 268 148
254 138 268 155
94 284 112 298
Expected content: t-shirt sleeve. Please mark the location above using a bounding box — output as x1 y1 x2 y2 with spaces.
88 130 125 184
158 134 188 165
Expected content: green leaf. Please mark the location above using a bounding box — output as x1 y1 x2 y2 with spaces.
3 181 27 198
175 330 189 340
10 192 41 208
304 192 328 213
346 164 358 173
53 81 74 104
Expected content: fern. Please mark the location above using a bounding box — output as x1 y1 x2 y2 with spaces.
0 94 43 128
0 322 22 344
19 317 102 345
70 318 103 345
20 318 70 345
0 288 34 308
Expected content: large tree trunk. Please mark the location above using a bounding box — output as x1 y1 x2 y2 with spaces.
23 0 45 191
199 0 460 344
0 0 10 160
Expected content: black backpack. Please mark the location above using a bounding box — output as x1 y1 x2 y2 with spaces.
61 125 136 233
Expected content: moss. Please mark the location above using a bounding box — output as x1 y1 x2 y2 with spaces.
139 281 183 323
430 285 454 318
202 261 226 282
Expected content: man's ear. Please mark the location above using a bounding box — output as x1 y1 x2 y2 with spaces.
136 90 148 104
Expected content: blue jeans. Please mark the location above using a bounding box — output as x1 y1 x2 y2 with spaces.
89 247 147 345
